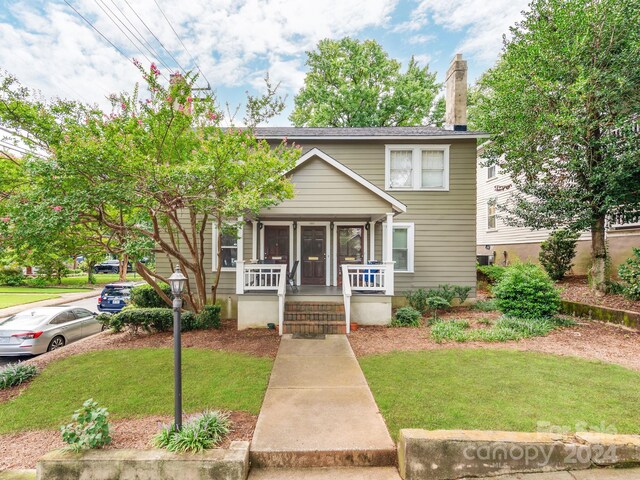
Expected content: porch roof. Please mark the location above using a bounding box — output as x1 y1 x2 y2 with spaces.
260 148 406 218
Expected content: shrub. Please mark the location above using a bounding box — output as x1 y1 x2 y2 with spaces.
477 264 506 285
130 283 172 308
425 296 450 322
0 363 37 389
404 289 428 314
24 276 49 288
391 306 422 327
539 229 580 280
96 313 112 329
108 308 196 333
60 399 111 452
0 267 25 286
618 248 640 300
153 410 231 453
452 285 472 303
197 305 222 329
472 299 498 312
493 263 560 319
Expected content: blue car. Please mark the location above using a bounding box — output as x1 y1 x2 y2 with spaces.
97 282 136 313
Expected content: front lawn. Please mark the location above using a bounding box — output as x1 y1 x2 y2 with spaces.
0 293 61 309
0 287 90 294
0 348 272 433
360 349 640 439
60 273 135 287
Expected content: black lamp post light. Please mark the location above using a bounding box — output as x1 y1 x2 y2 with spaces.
168 265 186 430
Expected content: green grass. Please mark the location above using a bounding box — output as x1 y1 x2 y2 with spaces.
0 348 272 433
60 273 133 287
360 349 640 440
0 293 61 308
0 287 90 294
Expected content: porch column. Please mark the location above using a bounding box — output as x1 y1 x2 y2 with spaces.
236 216 245 294
368 221 375 262
252 221 258 261
385 212 394 296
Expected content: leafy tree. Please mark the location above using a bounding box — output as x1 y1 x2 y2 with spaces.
0 66 299 311
475 0 640 293
290 37 440 127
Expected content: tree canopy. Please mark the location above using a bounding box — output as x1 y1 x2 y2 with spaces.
0 66 300 309
474 0 640 292
290 37 441 127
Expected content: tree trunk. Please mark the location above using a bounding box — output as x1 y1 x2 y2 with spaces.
589 214 608 295
119 254 128 282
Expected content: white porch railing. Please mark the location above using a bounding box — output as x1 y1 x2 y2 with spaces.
236 262 287 335
341 263 394 334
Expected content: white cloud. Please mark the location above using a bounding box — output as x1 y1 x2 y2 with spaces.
0 0 398 111
414 0 528 63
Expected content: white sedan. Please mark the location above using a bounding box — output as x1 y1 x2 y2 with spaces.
0 306 102 357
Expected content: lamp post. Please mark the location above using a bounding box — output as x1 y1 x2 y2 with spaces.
168 265 186 430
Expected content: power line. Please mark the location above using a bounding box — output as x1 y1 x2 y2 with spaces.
105 0 174 74
151 0 211 88
121 0 187 75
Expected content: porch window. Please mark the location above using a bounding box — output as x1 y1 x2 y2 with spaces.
383 222 414 273
487 199 497 230
212 223 243 272
385 145 450 191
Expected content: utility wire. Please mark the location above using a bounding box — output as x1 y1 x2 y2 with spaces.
151 0 211 88
121 0 187 75
105 0 174 74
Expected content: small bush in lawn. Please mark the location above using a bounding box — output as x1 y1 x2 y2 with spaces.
391 306 422 327
24 276 49 288
0 363 37 389
404 289 429 314
425 296 450 322
153 410 231 453
61 399 111 452
197 304 222 329
539 229 580 280
472 299 498 312
130 283 172 308
477 264 506 285
453 285 472 303
108 308 196 333
618 248 640 300
493 263 560 319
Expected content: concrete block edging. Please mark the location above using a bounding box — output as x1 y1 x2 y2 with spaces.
36 441 250 480
398 429 640 480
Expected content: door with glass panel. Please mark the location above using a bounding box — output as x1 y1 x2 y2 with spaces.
337 226 364 286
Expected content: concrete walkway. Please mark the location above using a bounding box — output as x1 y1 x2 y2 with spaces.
250 334 396 468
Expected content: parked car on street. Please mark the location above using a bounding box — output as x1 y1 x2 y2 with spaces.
97 282 136 313
0 306 102 357
93 260 133 274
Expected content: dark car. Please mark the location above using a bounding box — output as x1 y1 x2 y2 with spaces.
93 260 133 274
97 282 136 313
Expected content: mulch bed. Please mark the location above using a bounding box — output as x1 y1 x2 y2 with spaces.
558 275 640 313
0 410 257 470
349 307 640 372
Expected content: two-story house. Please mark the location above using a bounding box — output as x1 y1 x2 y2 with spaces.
158 55 486 333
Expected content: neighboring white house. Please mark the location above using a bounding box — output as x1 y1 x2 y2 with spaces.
476 149 640 274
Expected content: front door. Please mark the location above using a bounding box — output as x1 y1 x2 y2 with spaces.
337 226 364 286
264 225 289 266
301 226 326 285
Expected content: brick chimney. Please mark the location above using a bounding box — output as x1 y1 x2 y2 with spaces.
445 53 468 131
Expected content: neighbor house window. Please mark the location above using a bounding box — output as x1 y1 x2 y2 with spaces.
487 199 497 230
385 145 450 191
212 223 243 271
382 223 415 272
487 165 496 179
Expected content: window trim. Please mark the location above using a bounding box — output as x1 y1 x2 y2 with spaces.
212 222 244 272
385 144 450 191
487 164 497 181
382 222 415 273
487 198 498 232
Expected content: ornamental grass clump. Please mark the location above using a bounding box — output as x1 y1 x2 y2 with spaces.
0 363 37 389
152 410 231 453
493 263 560 319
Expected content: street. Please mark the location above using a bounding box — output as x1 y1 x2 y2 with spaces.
0 296 100 368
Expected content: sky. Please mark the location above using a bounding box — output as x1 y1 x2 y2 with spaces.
0 0 530 125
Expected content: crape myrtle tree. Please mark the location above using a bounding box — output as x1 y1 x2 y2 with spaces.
475 0 640 293
0 64 300 311
290 37 441 127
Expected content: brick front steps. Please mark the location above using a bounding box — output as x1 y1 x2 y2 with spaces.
283 302 347 334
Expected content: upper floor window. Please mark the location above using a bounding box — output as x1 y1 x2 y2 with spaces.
385 145 450 191
487 199 497 230
487 165 496 180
